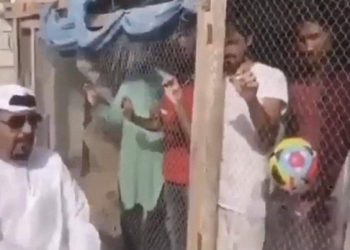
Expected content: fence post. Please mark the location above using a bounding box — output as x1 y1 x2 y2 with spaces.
186 0 227 249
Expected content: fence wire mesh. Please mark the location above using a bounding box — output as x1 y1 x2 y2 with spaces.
219 1 350 250
85 17 196 250
81 0 350 249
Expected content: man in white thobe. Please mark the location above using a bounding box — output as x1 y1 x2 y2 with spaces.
0 84 100 250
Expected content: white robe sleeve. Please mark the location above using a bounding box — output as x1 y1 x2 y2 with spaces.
60 162 101 250
0 241 27 250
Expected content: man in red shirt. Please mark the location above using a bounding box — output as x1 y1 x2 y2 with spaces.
122 20 196 250
122 77 193 250
264 3 350 250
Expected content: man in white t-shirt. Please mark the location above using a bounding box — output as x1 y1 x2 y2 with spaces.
217 20 288 250
0 84 100 250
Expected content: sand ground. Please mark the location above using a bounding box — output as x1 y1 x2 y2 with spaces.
76 120 124 250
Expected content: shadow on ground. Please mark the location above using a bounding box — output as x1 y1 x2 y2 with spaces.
100 231 124 250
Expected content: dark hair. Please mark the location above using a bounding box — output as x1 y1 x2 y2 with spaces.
226 0 255 40
177 12 197 37
293 1 336 30
153 18 196 83
226 19 254 41
292 0 350 71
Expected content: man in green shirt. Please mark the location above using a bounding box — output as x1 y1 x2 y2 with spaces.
85 69 170 250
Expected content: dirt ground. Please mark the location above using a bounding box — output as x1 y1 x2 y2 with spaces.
76 117 350 250
78 120 124 250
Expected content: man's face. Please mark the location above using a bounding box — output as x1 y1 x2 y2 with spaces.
224 30 250 75
296 21 332 66
176 34 196 81
0 110 41 161
178 33 196 58
163 77 181 94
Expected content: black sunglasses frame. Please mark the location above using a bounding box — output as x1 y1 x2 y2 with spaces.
0 113 43 130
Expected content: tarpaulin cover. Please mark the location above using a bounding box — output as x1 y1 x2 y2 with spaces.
39 0 196 52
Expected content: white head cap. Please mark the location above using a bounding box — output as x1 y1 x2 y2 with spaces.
0 84 36 113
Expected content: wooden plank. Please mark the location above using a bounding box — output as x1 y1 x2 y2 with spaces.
0 50 14 66
17 23 39 90
30 27 35 91
0 66 16 84
0 19 12 32
0 31 11 49
58 0 68 10
34 39 56 150
12 18 19 82
34 0 57 3
186 0 227 249
3 1 45 19
20 19 40 29
81 93 92 177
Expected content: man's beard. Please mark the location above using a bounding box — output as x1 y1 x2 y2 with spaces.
298 52 329 76
10 140 34 161
224 60 240 75
298 58 323 77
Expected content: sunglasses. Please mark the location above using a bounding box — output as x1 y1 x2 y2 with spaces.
0 113 42 130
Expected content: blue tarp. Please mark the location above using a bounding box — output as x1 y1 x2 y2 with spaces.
40 0 196 52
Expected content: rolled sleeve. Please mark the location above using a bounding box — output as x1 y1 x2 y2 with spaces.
256 67 289 110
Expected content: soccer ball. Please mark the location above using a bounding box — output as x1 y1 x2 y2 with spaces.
269 137 319 194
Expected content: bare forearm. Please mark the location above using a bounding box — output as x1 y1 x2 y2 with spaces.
175 102 192 140
247 97 278 146
86 89 111 117
89 101 109 118
95 86 114 104
131 114 162 132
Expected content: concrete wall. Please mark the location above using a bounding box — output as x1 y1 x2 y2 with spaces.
34 38 121 245
0 18 16 85
32 38 85 167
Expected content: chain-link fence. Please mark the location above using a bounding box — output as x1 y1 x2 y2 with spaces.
82 14 196 250
217 0 350 250
76 0 350 249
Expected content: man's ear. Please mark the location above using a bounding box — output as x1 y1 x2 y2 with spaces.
247 35 253 47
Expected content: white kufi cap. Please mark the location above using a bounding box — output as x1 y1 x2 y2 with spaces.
0 84 36 112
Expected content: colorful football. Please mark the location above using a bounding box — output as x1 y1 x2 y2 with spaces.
269 137 319 193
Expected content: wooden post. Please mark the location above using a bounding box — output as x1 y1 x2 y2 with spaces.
81 93 92 177
12 18 19 82
3 0 60 86
20 19 40 90
30 27 35 91
187 0 227 249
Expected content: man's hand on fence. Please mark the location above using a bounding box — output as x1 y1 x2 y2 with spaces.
122 97 134 121
83 84 113 107
83 84 100 107
163 78 183 105
150 104 161 119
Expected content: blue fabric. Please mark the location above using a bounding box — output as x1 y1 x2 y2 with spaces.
40 0 196 52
